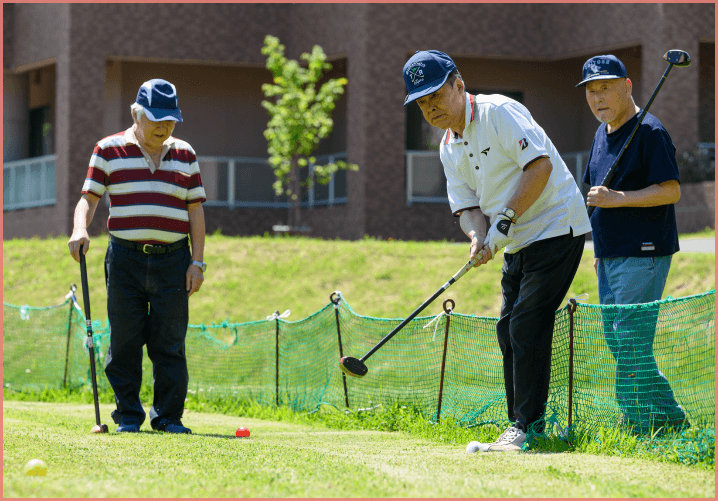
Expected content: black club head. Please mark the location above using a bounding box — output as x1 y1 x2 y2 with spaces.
664 50 691 67
339 356 368 378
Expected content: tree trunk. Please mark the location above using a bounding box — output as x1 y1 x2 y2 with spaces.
288 156 302 229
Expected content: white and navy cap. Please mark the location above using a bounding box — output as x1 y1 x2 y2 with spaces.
576 55 627 87
135 79 183 122
403 50 457 106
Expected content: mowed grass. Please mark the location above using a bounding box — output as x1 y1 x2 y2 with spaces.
3 400 715 498
2 231 715 326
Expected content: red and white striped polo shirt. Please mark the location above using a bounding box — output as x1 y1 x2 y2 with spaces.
81 127 206 244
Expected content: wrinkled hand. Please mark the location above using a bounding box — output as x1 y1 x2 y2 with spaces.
469 234 493 268
186 264 204 297
68 228 90 263
484 212 515 259
586 186 622 208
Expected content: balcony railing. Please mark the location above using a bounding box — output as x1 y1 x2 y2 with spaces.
3 155 57 211
198 152 348 209
406 150 591 206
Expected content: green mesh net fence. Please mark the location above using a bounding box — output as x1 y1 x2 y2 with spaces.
3 288 714 462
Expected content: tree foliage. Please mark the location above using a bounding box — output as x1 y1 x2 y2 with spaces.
261 35 358 227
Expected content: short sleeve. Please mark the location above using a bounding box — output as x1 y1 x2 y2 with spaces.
185 144 207 204
81 144 109 197
642 127 680 185
439 150 480 217
493 101 549 170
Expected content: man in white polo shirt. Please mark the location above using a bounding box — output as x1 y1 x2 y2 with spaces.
403 51 591 452
67 79 206 435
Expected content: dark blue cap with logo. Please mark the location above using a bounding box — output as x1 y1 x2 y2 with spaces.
135 78 183 122
403 50 457 106
576 55 627 87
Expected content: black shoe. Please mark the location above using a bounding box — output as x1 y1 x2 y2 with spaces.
154 419 192 434
116 422 141 433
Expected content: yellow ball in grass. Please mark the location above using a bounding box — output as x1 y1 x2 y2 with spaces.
25 459 48 476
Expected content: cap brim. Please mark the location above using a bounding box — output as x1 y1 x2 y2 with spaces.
575 74 625 88
403 74 451 107
144 107 183 122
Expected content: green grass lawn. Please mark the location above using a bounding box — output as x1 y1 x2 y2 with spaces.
3 400 714 498
3 232 715 326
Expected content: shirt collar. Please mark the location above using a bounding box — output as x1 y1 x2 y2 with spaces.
125 126 176 149
445 93 475 145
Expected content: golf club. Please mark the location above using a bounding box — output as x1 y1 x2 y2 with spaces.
340 255 479 377
586 49 690 218
79 245 109 434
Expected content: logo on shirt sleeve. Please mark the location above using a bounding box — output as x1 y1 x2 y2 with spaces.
481 147 490 156
518 138 528 150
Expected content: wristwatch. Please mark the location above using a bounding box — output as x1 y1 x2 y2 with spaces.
501 207 517 223
191 260 207 273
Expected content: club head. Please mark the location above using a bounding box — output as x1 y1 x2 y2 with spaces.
91 424 109 434
664 50 691 67
339 356 368 378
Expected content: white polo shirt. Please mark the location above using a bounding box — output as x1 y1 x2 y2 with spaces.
440 93 591 253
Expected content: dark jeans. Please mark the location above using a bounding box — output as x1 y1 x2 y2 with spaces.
104 241 190 429
496 230 585 432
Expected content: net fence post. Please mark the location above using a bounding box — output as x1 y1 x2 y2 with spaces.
567 298 578 430
267 309 290 408
436 298 454 424
275 313 280 407
330 291 350 408
63 284 78 389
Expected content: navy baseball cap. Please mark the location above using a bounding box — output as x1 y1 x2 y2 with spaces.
576 55 627 87
403 50 457 106
135 79 183 122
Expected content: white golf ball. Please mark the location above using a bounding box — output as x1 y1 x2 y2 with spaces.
466 441 481 454
25 459 47 476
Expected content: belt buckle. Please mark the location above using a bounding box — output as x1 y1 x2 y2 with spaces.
142 244 154 254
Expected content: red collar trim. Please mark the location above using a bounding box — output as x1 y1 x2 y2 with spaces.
445 94 475 145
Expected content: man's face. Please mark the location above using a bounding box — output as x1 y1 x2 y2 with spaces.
585 78 632 126
415 79 464 130
134 112 176 151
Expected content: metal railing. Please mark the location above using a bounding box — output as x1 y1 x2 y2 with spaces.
406 150 591 206
3 155 57 211
198 152 348 209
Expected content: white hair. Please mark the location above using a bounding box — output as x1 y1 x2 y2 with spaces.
131 102 145 123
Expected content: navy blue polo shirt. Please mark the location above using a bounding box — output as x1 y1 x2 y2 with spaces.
583 111 680 258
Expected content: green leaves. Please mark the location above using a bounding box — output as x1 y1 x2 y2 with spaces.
261 35 358 198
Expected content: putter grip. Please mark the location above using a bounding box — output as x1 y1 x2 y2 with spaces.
79 247 92 325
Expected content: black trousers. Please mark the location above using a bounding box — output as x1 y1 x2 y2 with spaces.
496 230 585 432
103 241 190 428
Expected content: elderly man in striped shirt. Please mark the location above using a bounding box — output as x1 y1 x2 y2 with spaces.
68 79 206 434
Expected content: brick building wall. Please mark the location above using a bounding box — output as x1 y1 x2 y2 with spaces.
3 3 714 241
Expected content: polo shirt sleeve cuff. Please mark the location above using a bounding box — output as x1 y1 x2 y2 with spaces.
522 154 549 170
452 206 481 217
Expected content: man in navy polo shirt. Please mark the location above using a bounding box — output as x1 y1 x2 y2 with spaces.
578 55 688 432
403 51 591 452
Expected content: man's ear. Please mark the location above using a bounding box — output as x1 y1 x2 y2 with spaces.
624 78 633 95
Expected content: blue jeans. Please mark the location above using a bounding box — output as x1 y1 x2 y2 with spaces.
497 230 585 433
597 256 686 430
104 241 190 429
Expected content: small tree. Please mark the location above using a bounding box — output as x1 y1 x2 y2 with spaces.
261 34 358 231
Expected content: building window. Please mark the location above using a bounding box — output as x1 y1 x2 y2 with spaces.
28 106 53 158
199 153 348 208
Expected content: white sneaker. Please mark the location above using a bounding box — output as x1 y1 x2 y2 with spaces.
466 425 526 453
481 425 526 452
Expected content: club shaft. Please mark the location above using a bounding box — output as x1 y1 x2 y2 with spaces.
80 249 102 426
360 257 477 362
587 63 674 217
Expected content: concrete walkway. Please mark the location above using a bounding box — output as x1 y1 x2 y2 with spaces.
584 238 715 253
